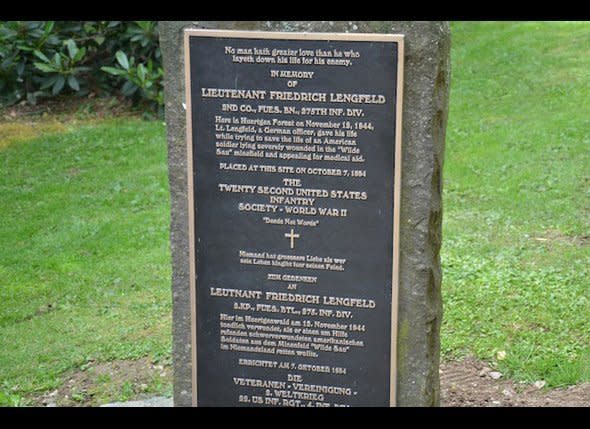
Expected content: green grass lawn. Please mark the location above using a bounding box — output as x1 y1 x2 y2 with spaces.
0 118 172 405
0 21 588 405
441 21 590 386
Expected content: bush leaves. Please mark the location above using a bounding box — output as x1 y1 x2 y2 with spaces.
115 51 129 70
0 21 163 113
52 75 65 95
67 75 80 91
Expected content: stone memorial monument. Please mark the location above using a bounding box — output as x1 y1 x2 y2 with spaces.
159 21 450 407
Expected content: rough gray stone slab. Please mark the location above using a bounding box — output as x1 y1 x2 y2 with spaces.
100 396 173 407
159 21 450 407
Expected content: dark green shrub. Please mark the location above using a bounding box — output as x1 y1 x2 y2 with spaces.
0 21 163 114
101 51 164 117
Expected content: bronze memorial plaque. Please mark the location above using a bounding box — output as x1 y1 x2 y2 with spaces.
184 29 403 407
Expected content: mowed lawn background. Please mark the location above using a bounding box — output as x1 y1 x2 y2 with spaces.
443 21 589 386
1 21 589 405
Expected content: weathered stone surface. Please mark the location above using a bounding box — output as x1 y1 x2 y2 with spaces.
159 21 450 407
100 396 173 407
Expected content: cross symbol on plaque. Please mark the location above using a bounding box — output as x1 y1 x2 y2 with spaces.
284 228 300 249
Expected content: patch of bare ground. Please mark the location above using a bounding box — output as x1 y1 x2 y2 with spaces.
0 96 145 150
30 357 172 407
441 357 590 407
30 356 589 407
0 95 138 124
530 229 590 247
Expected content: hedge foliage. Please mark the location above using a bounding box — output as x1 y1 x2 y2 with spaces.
0 21 163 114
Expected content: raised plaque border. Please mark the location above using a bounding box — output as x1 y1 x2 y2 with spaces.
183 28 404 407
